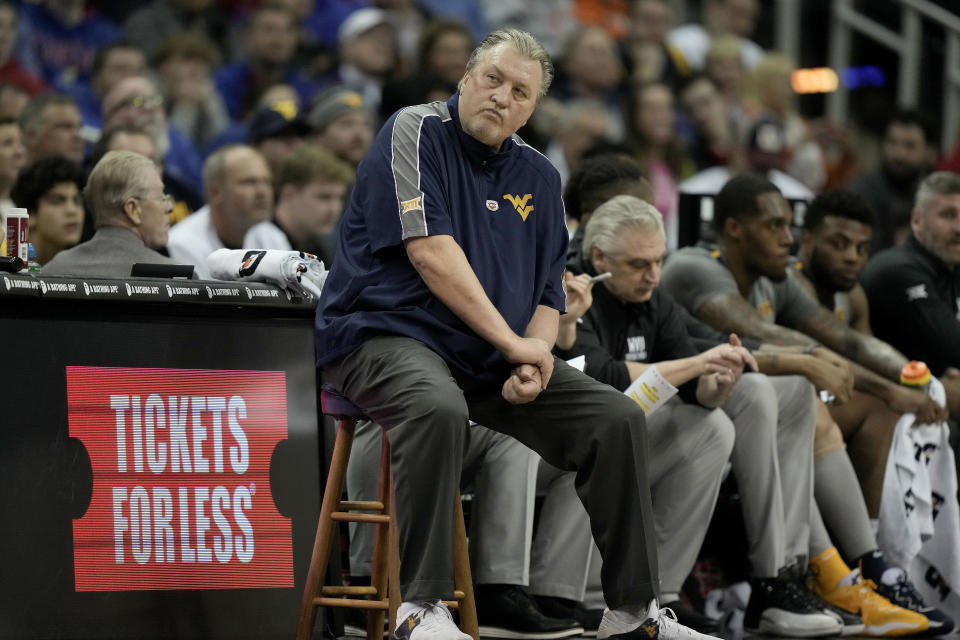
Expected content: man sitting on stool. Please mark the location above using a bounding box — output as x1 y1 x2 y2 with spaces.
315 28 719 640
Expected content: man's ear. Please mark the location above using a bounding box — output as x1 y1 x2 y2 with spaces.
590 245 607 272
723 216 742 242
123 197 140 225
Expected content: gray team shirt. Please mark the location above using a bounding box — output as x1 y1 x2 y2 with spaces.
661 246 820 330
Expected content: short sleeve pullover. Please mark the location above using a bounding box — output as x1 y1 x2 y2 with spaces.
315 93 568 388
661 246 820 329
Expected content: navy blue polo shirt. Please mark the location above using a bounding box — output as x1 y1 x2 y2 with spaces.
315 92 568 388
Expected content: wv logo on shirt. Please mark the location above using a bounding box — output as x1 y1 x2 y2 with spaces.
626 336 647 361
503 193 534 221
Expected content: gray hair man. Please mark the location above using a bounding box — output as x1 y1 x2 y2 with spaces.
42 150 180 277
861 171 960 418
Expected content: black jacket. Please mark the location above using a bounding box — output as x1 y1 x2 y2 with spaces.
861 234 960 376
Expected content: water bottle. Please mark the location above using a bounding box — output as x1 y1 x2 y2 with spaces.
900 361 931 390
27 242 41 273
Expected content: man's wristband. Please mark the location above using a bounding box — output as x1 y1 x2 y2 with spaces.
803 342 821 355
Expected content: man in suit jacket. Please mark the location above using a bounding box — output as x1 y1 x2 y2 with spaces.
43 150 188 278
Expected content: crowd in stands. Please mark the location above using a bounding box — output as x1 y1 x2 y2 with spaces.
3 1 960 639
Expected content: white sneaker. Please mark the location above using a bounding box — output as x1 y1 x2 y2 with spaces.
597 600 720 640
394 601 472 640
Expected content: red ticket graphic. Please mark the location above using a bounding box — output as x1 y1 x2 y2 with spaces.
67 366 293 591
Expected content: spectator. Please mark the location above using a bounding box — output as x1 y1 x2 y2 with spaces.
247 104 311 185
214 3 315 121
675 117 813 247
623 0 689 88
552 25 627 141
543 99 614 186
154 31 229 150
704 34 750 137
201 82 302 157
416 0 487 43
123 0 232 61
42 150 181 277
481 0 574 58
746 52 827 192
301 0 370 51
677 73 740 172
323 7 398 120
167 144 272 279
16 0 119 89
417 19 475 86
243 145 353 266
88 124 201 230
572 0 629 40
10 155 85 266
667 0 763 72
307 85 374 167
846 109 937 253
381 19 472 120
70 41 145 132
0 81 27 118
101 75 204 198
629 81 693 248
20 92 84 164
0 115 24 208
0 2 46 95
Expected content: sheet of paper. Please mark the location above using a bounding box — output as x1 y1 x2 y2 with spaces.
566 355 586 372
623 365 678 415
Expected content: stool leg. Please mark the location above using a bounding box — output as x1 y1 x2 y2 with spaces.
369 430 392 640
387 464 402 633
453 496 479 640
296 418 356 640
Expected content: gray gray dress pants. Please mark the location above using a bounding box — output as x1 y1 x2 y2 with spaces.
346 420 540 586
324 336 659 609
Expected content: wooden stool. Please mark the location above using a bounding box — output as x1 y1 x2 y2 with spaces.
296 387 479 640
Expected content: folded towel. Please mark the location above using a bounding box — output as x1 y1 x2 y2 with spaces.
206 248 326 298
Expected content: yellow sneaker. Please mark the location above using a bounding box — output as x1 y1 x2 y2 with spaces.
809 549 929 637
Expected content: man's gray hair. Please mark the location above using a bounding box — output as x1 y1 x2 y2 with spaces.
915 171 960 215
583 195 664 257
462 29 554 100
84 150 157 227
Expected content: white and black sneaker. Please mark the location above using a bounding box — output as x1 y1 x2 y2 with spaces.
597 599 719 640
394 601 473 640
743 577 845 637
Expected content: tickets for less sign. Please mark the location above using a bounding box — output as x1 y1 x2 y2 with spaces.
66 366 294 591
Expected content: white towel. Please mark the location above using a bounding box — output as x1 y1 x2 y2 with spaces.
877 378 960 623
206 248 326 298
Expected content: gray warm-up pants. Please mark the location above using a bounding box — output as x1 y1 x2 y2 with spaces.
531 394 736 601
346 420 540 586
324 336 659 609
530 374 816 602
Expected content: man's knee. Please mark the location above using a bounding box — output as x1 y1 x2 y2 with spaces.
814 402 846 459
703 409 736 461
773 375 817 439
